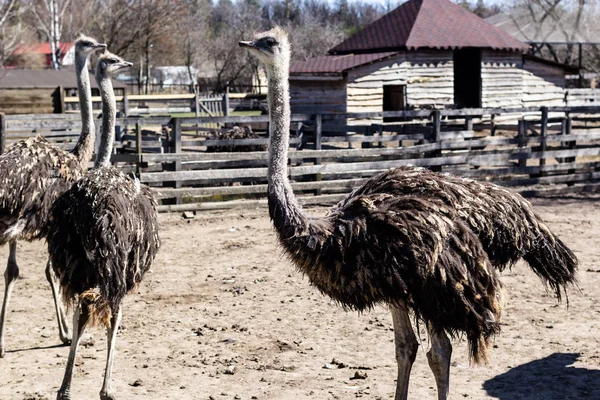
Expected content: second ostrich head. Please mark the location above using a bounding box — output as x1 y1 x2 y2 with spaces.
95 52 133 79
239 27 290 72
75 35 107 58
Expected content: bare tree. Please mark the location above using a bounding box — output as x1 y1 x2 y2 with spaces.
28 0 73 69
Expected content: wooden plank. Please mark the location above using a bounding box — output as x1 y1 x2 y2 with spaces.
139 149 530 183
520 182 600 197
142 143 443 163
502 171 600 187
156 194 346 213
153 178 366 199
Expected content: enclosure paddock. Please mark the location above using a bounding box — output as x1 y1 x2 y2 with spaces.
1 197 599 400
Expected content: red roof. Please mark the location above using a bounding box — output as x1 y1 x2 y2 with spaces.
329 0 528 54
14 42 74 56
291 52 398 75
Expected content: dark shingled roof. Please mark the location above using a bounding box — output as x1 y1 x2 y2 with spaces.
0 69 125 89
290 52 398 75
329 0 529 54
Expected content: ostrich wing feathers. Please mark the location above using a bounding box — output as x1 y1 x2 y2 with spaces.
0 136 83 243
338 166 578 298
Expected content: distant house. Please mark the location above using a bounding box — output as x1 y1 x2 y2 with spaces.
0 69 125 114
151 66 199 88
289 0 577 117
10 42 75 69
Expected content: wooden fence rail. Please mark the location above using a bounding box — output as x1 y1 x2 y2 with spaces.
2 107 600 212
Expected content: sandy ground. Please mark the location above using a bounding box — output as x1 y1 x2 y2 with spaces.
1 196 600 400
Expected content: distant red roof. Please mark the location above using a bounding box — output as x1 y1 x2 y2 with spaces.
14 42 74 56
291 52 398 75
12 42 74 68
329 0 529 54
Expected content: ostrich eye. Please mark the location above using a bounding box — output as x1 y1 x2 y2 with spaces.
264 37 277 46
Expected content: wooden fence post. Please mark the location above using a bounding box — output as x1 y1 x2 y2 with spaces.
465 116 473 132
222 89 230 116
0 113 5 154
314 114 322 195
539 107 548 174
168 118 182 204
517 119 527 169
565 113 576 185
135 122 142 175
431 110 442 172
194 90 200 119
58 86 65 114
123 92 129 117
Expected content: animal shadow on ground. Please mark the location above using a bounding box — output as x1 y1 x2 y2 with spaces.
483 353 600 400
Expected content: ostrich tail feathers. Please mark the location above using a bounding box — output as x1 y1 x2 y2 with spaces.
523 226 578 301
79 288 112 327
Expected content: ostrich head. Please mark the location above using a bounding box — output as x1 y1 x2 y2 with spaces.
239 27 290 71
96 52 133 79
75 35 107 58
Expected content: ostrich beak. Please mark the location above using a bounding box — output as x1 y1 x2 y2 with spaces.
239 40 256 49
116 61 133 70
95 43 107 49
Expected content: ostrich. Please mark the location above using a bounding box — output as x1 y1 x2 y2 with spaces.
47 52 159 400
240 28 577 400
0 36 106 357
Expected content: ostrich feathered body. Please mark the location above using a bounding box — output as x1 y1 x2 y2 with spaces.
337 166 578 298
269 189 502 363
47 167 160 326
0 136 85 244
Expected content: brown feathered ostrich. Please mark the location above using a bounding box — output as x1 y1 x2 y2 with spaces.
0 36 106 357
240 28 578 400
241 28 505 400
47 52 159 400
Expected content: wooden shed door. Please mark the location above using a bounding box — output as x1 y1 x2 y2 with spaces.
453 49 481 108
383 85 406 122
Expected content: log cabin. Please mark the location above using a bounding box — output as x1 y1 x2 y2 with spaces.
289 0 577 121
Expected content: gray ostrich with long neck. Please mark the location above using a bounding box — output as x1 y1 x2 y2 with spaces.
0 36 106 357
47 52 160 400
241 28 578 400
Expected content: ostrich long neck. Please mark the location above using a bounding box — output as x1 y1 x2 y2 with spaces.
72 53 95 167
266 59 308 235
94 74 116 168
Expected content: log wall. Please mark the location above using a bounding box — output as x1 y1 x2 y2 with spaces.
522 58 566 107
481 50 523 108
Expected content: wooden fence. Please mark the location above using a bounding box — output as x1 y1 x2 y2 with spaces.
2 106 600 212
62 92 261 117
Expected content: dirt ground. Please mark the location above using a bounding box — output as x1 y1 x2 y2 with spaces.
1 195 600 400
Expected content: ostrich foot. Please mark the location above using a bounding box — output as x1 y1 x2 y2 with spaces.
100 391 117 400
59 331 72 345
0 347 5 358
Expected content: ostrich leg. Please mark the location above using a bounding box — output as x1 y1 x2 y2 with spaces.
0 240 19 357
99 307 122 400
57 302 90 400
391 304 419 400
45 259 72 344
426 324 452 400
